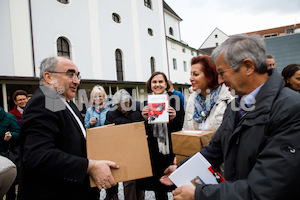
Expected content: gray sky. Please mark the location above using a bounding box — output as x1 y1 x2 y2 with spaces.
164 0 300 48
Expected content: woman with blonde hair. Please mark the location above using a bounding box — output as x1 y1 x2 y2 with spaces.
84 85 115 199
84 85 112 128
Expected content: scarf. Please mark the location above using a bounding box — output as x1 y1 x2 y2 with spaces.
193 86 220 123
153 123 169 155
93 102 105 114
151 90 170 155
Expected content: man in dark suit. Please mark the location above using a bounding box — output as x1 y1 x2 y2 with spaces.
18 56 119 200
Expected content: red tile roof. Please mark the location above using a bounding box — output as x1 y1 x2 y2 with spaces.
232 23 300 37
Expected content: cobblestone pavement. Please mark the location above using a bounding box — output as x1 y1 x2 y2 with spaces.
100 182 174 200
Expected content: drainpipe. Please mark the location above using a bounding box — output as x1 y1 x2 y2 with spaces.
162 1 170 80
28 0 36 77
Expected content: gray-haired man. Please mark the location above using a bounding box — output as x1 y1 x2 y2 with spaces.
161 35 300 199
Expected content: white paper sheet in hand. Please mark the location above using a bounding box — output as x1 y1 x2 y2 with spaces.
169 152 218 187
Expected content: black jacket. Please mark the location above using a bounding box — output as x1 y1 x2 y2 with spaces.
105 101 144 125
137 92 184 191
18 87 98 200
197 69 300 199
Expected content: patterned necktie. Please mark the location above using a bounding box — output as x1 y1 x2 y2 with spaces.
237 99 247 119
238 106 247 119
234 98 247 127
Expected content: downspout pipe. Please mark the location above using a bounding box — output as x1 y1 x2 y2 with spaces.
28 0 36 77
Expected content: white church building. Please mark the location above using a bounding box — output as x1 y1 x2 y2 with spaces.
0 0 201 111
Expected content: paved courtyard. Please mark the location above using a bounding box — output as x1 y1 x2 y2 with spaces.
100 182 174 200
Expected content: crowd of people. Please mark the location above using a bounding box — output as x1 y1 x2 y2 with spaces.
0 34 300 200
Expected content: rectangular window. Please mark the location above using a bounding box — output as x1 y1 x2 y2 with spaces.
182 48 186 53
183 61 187 72
264 33 278 38
191 51 194 56
215 34 218 38
173 58 177 70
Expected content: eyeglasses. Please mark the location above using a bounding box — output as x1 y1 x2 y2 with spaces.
49 70 81 81
217 67 231 78
16 98 27 102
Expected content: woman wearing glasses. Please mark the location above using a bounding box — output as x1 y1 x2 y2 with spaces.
9 90 28 126
184 55 233 131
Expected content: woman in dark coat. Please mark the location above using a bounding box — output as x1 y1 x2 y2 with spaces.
138 72 184 200
0 106 20 200
281 64 300 93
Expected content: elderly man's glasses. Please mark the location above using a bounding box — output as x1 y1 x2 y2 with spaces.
49 69 81 81
217 67 231 78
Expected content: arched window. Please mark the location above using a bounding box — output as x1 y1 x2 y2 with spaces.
144 0 152 9
57 0 69 4
112 13 121 23
115 49 124 81
169 27 173 36
150 57 155 74
57 37 70 58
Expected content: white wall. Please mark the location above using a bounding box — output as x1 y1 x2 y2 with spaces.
167 39 198 84
97 0 136 81
30 0 93 79
1 0 195 86
164 8 200 85
0 0 33 77
0 0 14 76
97 0 168 82
164 10 181 41
88 0 102 80
136 0 168 81
200 28 229 49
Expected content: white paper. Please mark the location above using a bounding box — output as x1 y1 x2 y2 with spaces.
169 152 218 187
181 130 204 134
147 94 169 124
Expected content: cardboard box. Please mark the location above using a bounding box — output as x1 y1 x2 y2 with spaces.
171 130 215 158
86 122 153 186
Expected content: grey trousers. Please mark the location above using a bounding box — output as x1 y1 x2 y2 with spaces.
0 156 16 199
